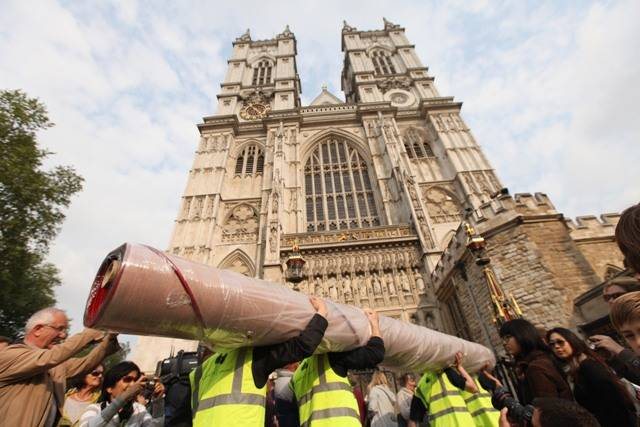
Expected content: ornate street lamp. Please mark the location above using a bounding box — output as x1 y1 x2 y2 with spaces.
464 223 522 326
285 242 306 287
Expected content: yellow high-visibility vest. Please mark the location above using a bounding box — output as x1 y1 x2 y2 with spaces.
290 354 361 427
189 347 266 426
415 371 474 427
460 376 500 427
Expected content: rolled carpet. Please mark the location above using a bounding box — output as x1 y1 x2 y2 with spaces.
84 243 495 373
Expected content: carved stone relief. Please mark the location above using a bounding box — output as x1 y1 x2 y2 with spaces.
430 113 467 133
221 203 259 243
378 76 412 93
282 243 434 308
422 186 463 224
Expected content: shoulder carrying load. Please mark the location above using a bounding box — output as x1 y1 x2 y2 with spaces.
84 243 495 373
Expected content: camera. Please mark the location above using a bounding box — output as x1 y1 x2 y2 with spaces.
144 376 157 392
156 350 199 380
492 386 534 425
478 372 534 426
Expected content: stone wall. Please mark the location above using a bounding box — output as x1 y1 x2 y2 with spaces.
566 214 623 280
433 192 609 350
574 240 624 281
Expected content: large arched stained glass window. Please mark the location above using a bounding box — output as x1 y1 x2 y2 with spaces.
304 138 380 232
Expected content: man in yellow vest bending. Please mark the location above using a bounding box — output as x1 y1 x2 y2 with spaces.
408 353 499 427
190 296 329 426
290 308 385 427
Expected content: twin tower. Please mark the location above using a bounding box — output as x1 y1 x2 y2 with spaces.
132 19 622 371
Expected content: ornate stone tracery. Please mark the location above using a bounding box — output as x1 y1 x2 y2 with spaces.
221 203 259 243
378 76 412 93
422 186 463 224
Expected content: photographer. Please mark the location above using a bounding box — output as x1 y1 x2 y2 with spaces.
481 370 599 427
79 361 164 427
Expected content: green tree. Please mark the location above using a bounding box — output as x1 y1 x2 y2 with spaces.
0 90 83 338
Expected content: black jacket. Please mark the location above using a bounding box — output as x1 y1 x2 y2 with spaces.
327 336 385 376
609 348 640 385
573 358 637 427
252 313 329 388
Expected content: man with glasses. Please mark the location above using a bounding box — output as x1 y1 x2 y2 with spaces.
0 307 120 427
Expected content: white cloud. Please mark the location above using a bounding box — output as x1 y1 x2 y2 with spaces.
0 0 638 342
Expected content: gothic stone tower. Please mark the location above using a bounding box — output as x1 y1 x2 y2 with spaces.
132 20 622 371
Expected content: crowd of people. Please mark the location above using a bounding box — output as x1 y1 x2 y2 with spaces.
0 205 639 426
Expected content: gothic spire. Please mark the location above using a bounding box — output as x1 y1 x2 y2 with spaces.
383 17 401 30
235 28 251 42
342 20 356 33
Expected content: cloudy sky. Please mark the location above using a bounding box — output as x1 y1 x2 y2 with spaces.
1 0 639 338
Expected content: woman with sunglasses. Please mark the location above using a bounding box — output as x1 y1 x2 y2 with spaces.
546 327 637 427
78 361 164 426
58 365 104 426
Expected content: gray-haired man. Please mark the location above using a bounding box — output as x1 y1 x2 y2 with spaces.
0 307 119 427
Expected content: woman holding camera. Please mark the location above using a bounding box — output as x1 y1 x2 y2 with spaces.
78 361 164 427
546 327 637 427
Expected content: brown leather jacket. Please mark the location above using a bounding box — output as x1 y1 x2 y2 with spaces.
516 349 573 405
0 329 119 427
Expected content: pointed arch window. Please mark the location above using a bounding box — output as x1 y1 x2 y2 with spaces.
403 128 434 159
252 60 273 86
234 144 264 177
371 50 396 75
304 138 380 232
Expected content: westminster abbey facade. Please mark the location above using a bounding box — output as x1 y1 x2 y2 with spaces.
132 20 625 371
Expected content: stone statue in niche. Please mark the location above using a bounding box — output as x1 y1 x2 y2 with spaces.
309 277 322 295
406 181 418 201
269 226 278 253
271 189 279 215
399 269 411 292
328 276 338 301
372 273 382 296
413 269 426 292
289 189 298 211
387 274 396 295
357 275 367 298
343 275 352 297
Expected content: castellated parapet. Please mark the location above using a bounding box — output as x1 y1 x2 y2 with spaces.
565 214 620 242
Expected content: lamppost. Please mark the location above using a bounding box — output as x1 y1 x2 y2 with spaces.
463 222 522 395
285 242 305 289
463 223 522 325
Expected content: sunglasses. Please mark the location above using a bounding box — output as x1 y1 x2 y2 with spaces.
43 324 69 334
548 339 567 347
89 370 103 377
603 292 626 302
121 375 139 383
501 335 514 344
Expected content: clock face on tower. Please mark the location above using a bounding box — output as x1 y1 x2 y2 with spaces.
239 102 270 120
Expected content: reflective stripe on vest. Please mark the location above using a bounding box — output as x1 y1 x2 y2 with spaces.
191 347 266 427
190 363 203 414
460 377 500 427
415 371 474 427
291 354 361 427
